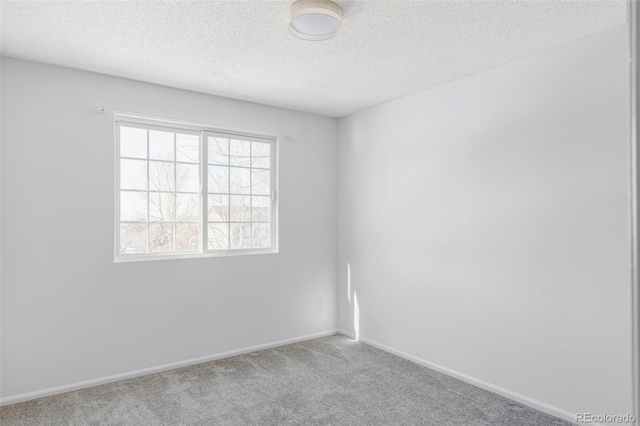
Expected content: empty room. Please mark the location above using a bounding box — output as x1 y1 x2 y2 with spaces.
1 0 638 425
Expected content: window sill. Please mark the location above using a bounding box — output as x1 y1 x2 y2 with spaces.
114 249 278 263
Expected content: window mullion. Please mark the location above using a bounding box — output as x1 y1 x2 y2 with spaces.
227 139 231 250
146 129 150 253
249 142 253 250
202 131 208 253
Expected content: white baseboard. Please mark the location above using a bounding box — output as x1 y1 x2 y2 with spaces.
336 329 579 425
0 329 338 407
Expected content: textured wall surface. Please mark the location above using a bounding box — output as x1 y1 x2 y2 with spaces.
0 58 338 398
338 25 633 418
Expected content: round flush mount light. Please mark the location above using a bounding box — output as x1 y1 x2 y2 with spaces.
289 0 343 41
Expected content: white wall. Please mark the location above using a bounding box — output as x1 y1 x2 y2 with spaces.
338 25 633 418
0 58 338 399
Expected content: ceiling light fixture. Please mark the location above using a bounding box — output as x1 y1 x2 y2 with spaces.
289 0 342 41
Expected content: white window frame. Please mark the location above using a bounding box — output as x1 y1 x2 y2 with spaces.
114 114 278 262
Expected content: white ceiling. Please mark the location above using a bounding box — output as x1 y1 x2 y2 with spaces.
0 1 627 118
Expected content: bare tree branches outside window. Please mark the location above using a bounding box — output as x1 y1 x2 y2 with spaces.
118 123 274 258
206 136 271 250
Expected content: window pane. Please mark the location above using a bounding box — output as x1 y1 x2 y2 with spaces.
120 127 147 159
149 161 174 192
230 167 250 194
176 163 199 193
118 123 276 258
208 137 229 165
149 130 174 161
121 159 147 190
252 142 270 169
252 196 271 222
121 191 148 222
208 194 229 222
120 223 147 253
149 192 174 222
176 193 199 222
208 223 229 250
176 223 199 251
230 195 251 222
208 166 229 193
251 169 270 195
252 223 271 249
230 139 251 167
149 223 174 252
230 223 251 249
176 133 199 163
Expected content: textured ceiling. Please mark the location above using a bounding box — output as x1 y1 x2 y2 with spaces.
0 1 628 118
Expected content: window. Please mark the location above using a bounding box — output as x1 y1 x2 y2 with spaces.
116 117 277 261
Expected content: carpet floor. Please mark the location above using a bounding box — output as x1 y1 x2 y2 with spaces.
1 335 571 425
